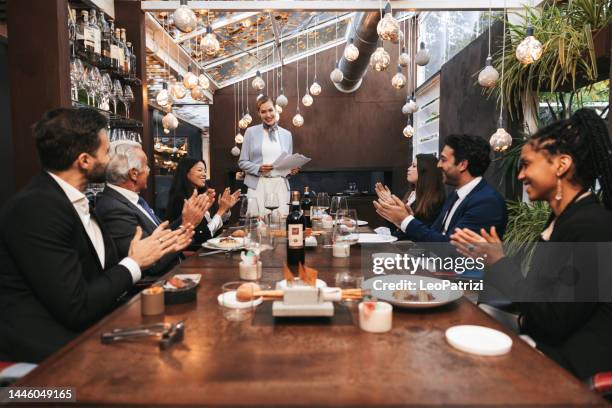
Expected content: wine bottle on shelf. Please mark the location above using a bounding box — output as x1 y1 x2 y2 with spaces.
76 10 89 59
109 20 119 71
68 9 77 56
128 43 137 77
88 9 101 65
301 186 313 229
99 12 111 68
121 29 130 75
115 28 125 75
286 191 305 270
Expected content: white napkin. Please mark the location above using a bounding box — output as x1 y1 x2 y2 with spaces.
374 227 391 236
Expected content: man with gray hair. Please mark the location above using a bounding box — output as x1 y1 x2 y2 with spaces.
96 141 212 276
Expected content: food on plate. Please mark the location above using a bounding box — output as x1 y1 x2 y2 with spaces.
231 229 246 238
218 237 239 248
236 282 262 302
392 290 435 302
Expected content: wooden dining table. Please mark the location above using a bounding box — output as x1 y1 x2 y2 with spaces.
14 228 608 406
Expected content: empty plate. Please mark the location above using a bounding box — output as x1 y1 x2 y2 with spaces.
445 325 513 356
358 234 398 244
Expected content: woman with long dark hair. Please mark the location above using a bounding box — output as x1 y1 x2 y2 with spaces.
166 158 240 242
451 108 612 379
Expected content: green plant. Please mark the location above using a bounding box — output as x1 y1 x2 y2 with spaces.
503 200 551 267
490 0 611 118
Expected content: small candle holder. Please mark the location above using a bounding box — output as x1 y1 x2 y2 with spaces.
239 260 262 281
358 301 392 333
141 286 165 316
332 242 350 258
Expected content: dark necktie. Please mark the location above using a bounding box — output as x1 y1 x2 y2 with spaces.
440 191 460 232
263 123 278 141
137 196 161 226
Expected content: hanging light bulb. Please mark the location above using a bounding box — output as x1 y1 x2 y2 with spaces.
391 65 407 89
235 133 244 144
238 118 248 130
292 112 304 127
201 25 221 57
403 123 415 138
377 2 400 41
275 104 283 114
490 121 513 152
402 95 418 114
173 0 197 33
241 18 252 28
402 102 411 116
156 82 173 107
190 86 204 100
302 91 313 107
398 47 410 67
344 38 360 62
170 79 186 100
516 26 543 65
163 127 170 134
231 146 241 156
162 112 179 130
370 46 391 71
330 61 344 83
183 65 199 89
478 56 500 88
276 90 288 107
310 78 321 96
244 110 252 125
198 74 210 90
415 42 431 66
251 71 265 91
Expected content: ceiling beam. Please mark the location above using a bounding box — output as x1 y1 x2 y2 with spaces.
142 1 528 12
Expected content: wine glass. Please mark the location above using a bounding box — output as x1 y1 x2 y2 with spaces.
316 192 330 213
239 196 260 224
100 73 112 111
112 80 123 115
264 193 279 228
330 196 348 219
123 85 134 118
244 217 261 253
91 67 102 108
70 58 84 101
335 209 359 246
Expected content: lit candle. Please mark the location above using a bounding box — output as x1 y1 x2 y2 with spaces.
332 242 350 258
141 286 165 316
359 301 392 333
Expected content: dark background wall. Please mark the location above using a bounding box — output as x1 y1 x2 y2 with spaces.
209 43 412 198
0 37 13 206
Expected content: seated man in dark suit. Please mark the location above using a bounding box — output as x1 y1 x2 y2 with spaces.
96 142 212 276
375 134 507 243
0 108 194 363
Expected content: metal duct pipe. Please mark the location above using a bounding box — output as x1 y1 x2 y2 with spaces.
334 11 381 93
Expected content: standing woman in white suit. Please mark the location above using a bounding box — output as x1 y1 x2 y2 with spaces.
238 96 299 217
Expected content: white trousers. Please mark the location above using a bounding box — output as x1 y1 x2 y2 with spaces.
247 177 290 217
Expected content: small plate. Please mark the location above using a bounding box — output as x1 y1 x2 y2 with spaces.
163 274 201 291
363 275 463 309
203 237 245 250
357 234 398 244
445 325 513 356
357 220 368 226
276 279 328 290
217 291 263 309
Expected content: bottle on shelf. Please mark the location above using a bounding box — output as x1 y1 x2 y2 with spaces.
301 186 313 229
115 28 126 75
88 9 101 65
99 12 111 68
128 42 137 77
76 10 89 59
68 9 77 56
121 29 130 75
109 20 120 71
286 191 305 271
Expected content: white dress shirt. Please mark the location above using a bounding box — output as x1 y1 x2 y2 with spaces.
107 184 159 226
48 172 141 283
205 211 224 235
261 128 282 166
400 176 483 234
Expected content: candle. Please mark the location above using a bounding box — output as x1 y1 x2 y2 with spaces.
359 301 392 333
141 286 165 316
239 260 262 281
332 242 350 258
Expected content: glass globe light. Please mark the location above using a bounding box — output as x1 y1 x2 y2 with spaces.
162 112 179 130
231 146 241 156
190 86 204 100
252 71 265 91
244 112 253 125
275 111 280 122
275 104 283 114
201 26 221 57
516 26 543 65
402 102 411 116
478 56 500 88
310 80 322 96
235 133 244 144
403 124 415 138
292 112 304 127
344 38 360 62
390 29 403 45
239 118 248 130
302 92 313 107
376 5 400 41
183 66 199 90
398 48 410 67
391 66 407 89
198 74 210 90
276 91 288 107
170 81 186 100
156 83 173 107
173 1 197 33
370 47 391 72
330 65 344 83
406 98 419 113
415 42 431 66
163 127 170 134
241 18 252 28
490 126 513 152
162 104 173 114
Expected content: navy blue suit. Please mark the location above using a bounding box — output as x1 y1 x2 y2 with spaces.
402 179 507 242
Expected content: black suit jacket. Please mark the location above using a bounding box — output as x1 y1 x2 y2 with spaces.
95 186 180 276
0 173 134 363
486 195 612 379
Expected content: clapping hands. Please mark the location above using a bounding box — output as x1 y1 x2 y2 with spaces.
181 190 214 227
373 183 412 227
450 226 505 266
217 188 241 216
128 222 195 269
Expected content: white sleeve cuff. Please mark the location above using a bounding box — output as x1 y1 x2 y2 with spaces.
119 257 141 284
400 215 415 233
222 210 231 222
204 211 212 223
207 214 223 235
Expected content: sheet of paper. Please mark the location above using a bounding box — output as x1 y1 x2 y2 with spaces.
270 153 311 177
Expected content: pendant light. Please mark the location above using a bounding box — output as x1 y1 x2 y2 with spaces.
330 14 344 83
371 40 391 72
231 146 241 156
309 19 321 96
201 11 220 57
198 74 210 90
415 42 430 66
183 64 198 89
479 1 500 88
490 1 513 152
173 0 197 33
516 0 542 64
162 111 179 130
403 120 415 138
377 2 400 41
292 34 304 128
232 82 241 156
302 31 313 107
156 82 173 107
252 71 265 91
344 38 359 62
392 65 407 89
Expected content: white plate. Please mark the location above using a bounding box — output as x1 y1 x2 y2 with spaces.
217 291 263 309
357 234 398 244
163 274 201 290
445 325 513 356
357 220 368 226
276 279 327 290
363 275 463 309
203 237 245 250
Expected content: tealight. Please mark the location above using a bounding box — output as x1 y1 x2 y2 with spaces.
141 286 165 316
358 301 392 333
333 242 350 258
239 260 262 281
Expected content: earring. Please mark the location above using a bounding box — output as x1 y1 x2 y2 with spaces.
555 177 563 201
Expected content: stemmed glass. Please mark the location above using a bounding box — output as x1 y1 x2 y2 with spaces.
112 80 123 115
123 85 134 118
239 197 260 225
316 192 330 213
264 193 279 228
70 58 84 101
330 196 348 219
334 209 359 246
100 73 113 111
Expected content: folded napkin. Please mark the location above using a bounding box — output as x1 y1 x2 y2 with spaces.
374 227 391 236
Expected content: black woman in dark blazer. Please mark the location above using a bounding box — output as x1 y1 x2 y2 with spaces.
452 109 612 379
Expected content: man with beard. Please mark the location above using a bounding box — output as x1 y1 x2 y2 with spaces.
0 108 194 363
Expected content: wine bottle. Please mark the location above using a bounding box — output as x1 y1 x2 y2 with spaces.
286 191 305 270
76 11 89 59
109 20 120 71
121 29 129 74
89 9 101 65
99 12 111 68
301 186 313 228
115 28 125 74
